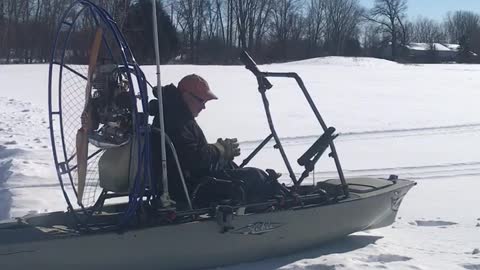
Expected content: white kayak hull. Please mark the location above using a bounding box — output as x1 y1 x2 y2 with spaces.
0 178 414 270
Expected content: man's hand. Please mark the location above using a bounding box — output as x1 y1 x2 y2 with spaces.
223 138 240 157
213 138 241 161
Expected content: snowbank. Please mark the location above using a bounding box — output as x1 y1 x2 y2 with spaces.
282 56 400 67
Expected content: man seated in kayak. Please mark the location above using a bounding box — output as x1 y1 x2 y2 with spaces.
151 74 278 206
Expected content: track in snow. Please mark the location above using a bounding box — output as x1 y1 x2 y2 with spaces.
284 161 480 182
242 122 480 147
240 123 480 182
2 94 480 189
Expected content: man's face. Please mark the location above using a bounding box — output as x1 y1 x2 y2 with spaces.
182 91 207 118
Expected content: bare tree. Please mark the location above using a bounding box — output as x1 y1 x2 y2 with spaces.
368 0 408 60
204 0 221 40
232 0 273 51
396 19 412 47
362 22 382 56
2 0 15 63
0 1 4 24
226 0 235 47
233 0 253 49
214 0 226 43
1 0 176 64
324 0 364 55
411 17 445 43
445 11 480 43
175 0 208 63
252 0 274 51
305 0 327 55
269 0 303 57
99 0 132 29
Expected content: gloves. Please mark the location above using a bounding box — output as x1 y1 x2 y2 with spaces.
213 138 241 161
224 138 241 159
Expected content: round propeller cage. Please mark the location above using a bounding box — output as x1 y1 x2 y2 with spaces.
48 0 151 221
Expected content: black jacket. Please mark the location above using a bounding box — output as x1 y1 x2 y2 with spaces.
151 84 221 199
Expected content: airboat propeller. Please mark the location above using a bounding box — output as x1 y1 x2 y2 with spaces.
47 0 152 226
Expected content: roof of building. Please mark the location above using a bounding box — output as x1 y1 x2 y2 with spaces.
406 43 452 51
443 44 460 51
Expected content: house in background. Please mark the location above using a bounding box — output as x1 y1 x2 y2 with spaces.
381 42 477 63
405 43 456 62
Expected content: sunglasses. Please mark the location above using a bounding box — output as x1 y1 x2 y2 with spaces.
187 92 207 104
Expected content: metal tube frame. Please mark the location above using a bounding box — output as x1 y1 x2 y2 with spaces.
241 52 349 196
152 0 172 208
239 134 273 168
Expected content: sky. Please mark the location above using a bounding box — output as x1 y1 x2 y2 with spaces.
360 0 480 21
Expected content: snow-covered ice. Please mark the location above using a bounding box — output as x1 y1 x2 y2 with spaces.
0 57 479 269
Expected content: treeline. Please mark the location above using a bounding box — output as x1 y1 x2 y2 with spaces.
0 0 134 63
169 0 480 63
2 0 480 64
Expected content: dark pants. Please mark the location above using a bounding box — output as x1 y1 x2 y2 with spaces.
211 167 272 203
190 167 275 207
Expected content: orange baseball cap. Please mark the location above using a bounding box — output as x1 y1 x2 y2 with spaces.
178 74 218 101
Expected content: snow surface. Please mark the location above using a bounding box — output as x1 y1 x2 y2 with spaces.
1 57 480 269
282 56 400 67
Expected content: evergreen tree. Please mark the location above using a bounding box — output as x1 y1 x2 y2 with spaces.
123 0 179 64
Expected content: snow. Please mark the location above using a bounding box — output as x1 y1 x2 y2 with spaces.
282 56 400 67
1 56 480 269
445 44 461 51
406 43 452 51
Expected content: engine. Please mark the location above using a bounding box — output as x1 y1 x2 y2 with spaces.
88 64 133 148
